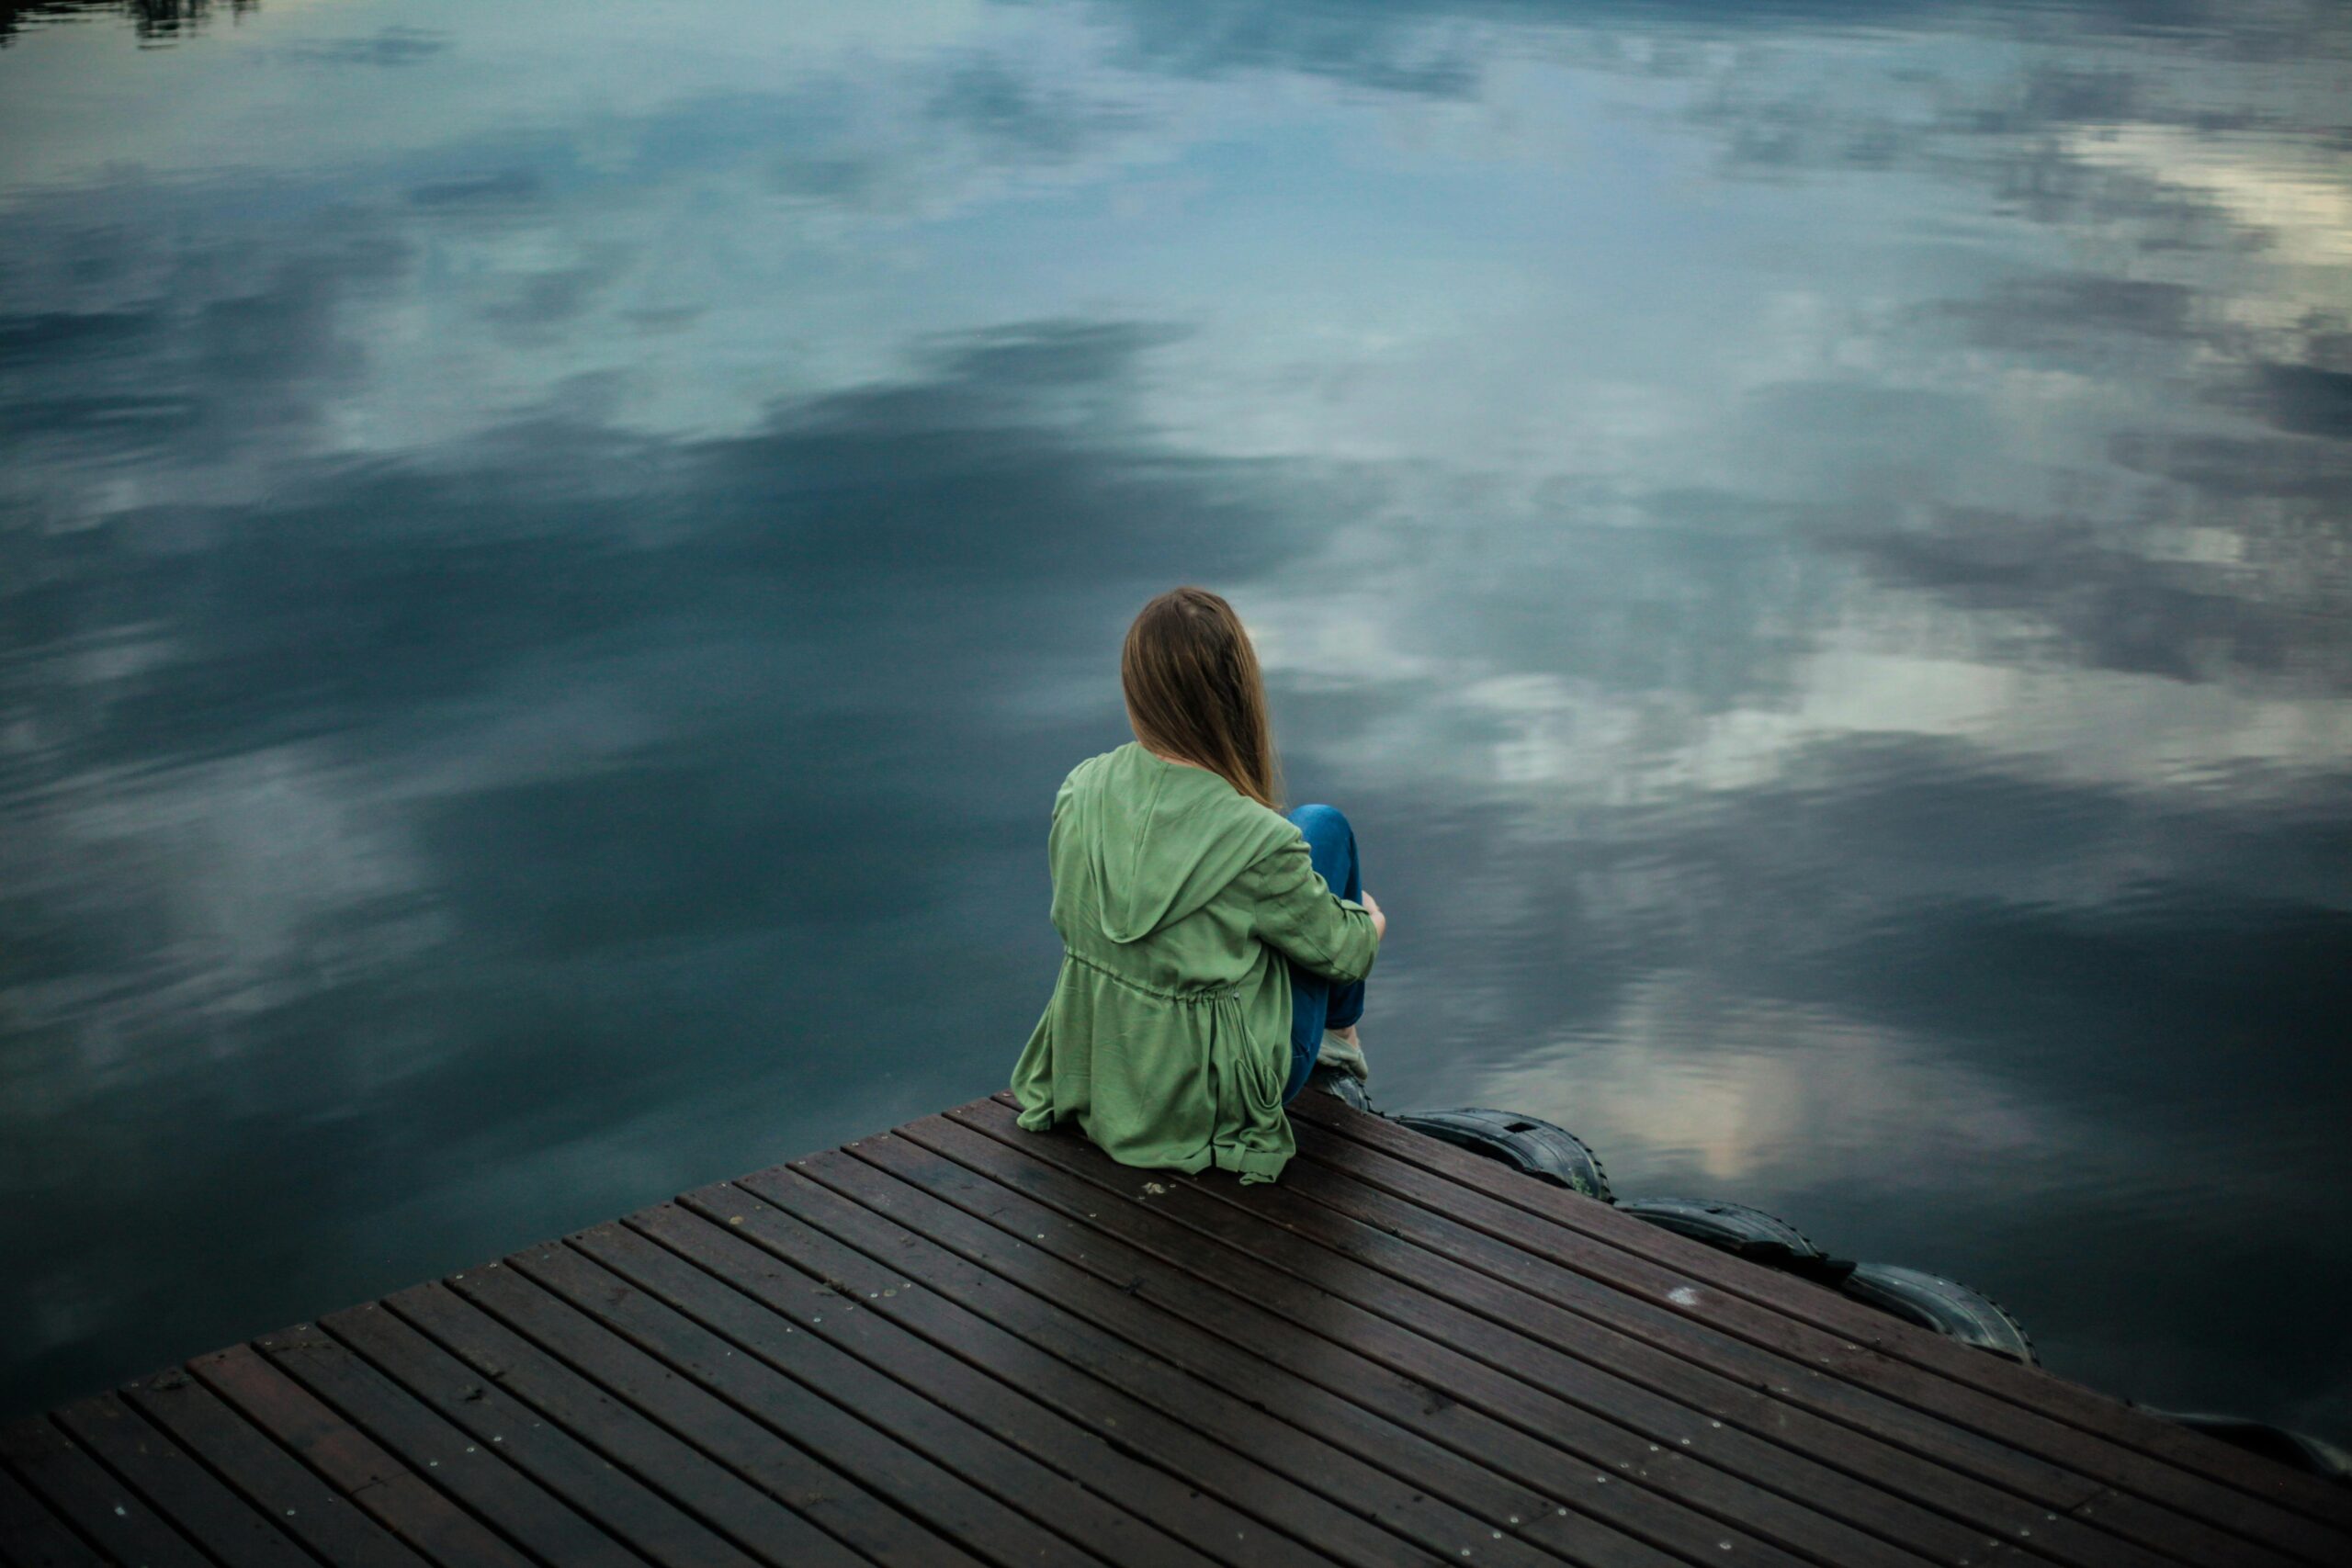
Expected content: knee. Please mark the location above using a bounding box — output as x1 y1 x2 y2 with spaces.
1286 802 1352 853
1287 801 1348 833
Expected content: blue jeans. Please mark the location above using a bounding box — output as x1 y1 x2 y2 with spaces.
1281 803 1366 1102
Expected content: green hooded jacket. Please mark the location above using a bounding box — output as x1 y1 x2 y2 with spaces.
1011 742 1381 1182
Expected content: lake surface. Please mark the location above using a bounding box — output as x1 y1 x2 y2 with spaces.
3 0 2347 1440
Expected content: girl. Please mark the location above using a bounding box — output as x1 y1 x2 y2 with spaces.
1011 586 1386 1184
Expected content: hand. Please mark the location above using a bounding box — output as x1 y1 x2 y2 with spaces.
1361 889 1386 942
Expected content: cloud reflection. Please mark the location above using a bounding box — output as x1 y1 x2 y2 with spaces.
0 301 1344 1406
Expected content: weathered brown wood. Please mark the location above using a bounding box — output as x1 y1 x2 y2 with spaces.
857 1120 1955 1568
121 1368 430 1568
1249 1119 2096 1495
256 1320 639 1568
527 1203 1299 1568
1296 1113 2095 1484
379 1278 872 1568
323 1295 758 1568
1256 1152 2278 1568
560 1219 1201 1568
1286 1097 2352 1566
634 1192 1363 1568
940 1098 2233 1568
51 1390 319 1568
700 1171 1466 1568
925 1104 2154 1568
440 1254 962 1568
12 1090 2341 1568
1289 1090 2352 1551
0 1415 209 1568
524 1222 1101 1568
577 1215 1241 1568
756 1145 1722 1568
0 1459 104 1568
187 1343 531 1568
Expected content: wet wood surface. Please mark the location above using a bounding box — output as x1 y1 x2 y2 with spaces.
6 1094 2348 1566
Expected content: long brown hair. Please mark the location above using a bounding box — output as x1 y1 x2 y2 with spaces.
1121 586 1283 809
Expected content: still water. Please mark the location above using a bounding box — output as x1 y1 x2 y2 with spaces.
2 0 2347 1436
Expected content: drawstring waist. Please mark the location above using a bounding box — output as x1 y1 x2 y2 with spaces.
1063 948 1240 1004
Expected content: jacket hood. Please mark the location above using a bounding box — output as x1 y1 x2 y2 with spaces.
1059 743 1293 944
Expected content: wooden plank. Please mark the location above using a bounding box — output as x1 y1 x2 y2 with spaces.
1289 1102 2352 1566
676 1175 1462 1568
386 1277 882 1568
853 1122 1954 1568
121 1367 430 1568
1287 1096 2352 1561
625 1196 1368 1568
745 1147 1719 1568
960 1098 2081 1507
578 1218 1143 1568
440 1253 974 1568
1290 1092 2352 1549
940 1100 2234 1568
0 1415 209 1568
924 1105 2173 1568
1250 1118 2099 1499
188 1344 530 1568
514 1227 1102 1568
323 1296 758 1568
18 1089 2339 1568
483 1212 1295 1568
1270 1140 2266 1568
255 1321 639 1568
573 1222 1213 1568
0 1459 106 1568
51 1389 318 1567
379 1278 875 1568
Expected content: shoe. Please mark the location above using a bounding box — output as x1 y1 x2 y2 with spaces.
1305 1063 1374 1111
1317 1026 1369 1082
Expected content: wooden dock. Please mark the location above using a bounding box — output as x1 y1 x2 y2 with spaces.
6 1092 2348 1568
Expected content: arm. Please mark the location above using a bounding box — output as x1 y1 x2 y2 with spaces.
1243 832 1381 985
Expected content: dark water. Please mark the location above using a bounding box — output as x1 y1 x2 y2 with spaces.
3 0 2348 1439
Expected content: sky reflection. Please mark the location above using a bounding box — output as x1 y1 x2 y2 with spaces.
2 0 2347 1440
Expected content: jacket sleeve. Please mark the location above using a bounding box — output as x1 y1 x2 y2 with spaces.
1242 832 1380 985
